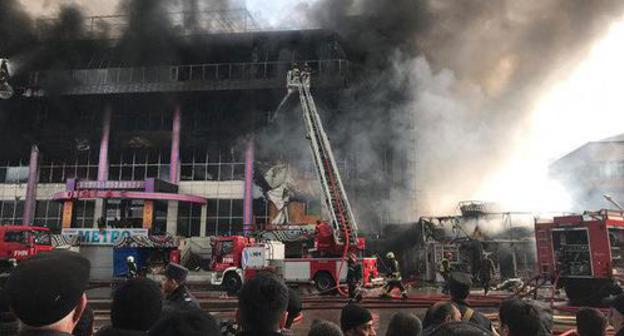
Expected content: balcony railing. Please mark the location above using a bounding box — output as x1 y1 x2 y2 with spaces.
29 59 349 95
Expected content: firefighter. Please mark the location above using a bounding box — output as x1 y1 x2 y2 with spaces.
381 252 408 299
480 252 496 295
162 263 200 313
126 255 138 279
439 252 453 294
347 251 363 302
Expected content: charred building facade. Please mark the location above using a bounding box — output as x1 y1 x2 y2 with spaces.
0 9 360 237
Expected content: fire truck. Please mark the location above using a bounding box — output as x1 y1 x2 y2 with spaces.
202 66 380 294
535 209 624 305
0 226 54 271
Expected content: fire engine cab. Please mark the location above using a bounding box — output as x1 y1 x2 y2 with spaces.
535 209 624 305
0 226 54 263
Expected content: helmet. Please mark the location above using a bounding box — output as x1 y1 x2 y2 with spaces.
126 256 135 263
386 252 395 259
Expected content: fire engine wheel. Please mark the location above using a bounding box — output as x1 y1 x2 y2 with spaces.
314 272 335 293
223 272 242 295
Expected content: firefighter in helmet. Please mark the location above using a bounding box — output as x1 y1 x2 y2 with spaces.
381 252 408 299
126 255 138 279
346 251 363 302
439 251 453 294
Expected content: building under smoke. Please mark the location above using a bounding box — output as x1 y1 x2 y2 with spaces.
551 133 624 211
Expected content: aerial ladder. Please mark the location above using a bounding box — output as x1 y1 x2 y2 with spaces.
273 64 358 249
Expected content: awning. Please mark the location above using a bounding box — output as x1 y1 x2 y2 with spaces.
52 190 207 205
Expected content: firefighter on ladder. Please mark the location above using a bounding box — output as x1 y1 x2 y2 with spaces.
347 251 363 303
440 252 452 294
381 252 408 299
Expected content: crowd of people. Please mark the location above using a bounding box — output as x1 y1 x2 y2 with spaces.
0 250 621 336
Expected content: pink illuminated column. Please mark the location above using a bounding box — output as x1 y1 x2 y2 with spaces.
242 135 254 234
170 105 181 184
97 106 112 182
23 145 39 225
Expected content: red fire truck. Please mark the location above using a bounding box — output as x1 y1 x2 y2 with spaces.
0 226 54 263
535 209 624 305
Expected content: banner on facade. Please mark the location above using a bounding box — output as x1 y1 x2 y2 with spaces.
61 228 148 246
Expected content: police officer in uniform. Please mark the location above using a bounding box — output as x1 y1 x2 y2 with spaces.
448 272 494 332
381 252 408 299
346 252 363 302
162 263 200 313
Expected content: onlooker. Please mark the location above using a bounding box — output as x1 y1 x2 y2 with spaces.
448 272 493 331
149 309 220 336
96 277 163 336
162 263 200 313
423 302 460 336
236 272 289 335
285 288 303 329
386 312 422 336
576 307 607 336
73 304 94 336
5 251 90 336
426 321 493 336
498 298 542 336
606 293 624 336
0 288 18 336
340 304 376 336
308 320 344 336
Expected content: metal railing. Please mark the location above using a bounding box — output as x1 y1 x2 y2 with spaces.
30 59 349 90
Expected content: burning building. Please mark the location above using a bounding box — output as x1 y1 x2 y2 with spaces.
0 5 353 241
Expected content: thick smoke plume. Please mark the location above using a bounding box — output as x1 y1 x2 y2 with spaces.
280 0 624 225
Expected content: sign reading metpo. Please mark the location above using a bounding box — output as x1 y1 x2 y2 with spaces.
62 228 148 246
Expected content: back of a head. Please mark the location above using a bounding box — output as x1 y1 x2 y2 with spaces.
576 307 607 336
238 272 289 332
341 304 373 333
308 320 344 336
112 277 163 331
499 298 542 336
423 302 456 329
0 288 18 336
386 312 422 336
149 310 220 336
428 321 493 336
73 304 94 336
448 272 472 301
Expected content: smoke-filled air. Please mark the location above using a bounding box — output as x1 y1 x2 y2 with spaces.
8 0 624 224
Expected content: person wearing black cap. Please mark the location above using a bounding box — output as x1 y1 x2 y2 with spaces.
5 250 91 336
162 263 199 313
96 278 163 336
447 272 493 332
606 293 624 336
340 304 376 336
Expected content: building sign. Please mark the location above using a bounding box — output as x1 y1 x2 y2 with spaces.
76 180 145 190
62 228 148 246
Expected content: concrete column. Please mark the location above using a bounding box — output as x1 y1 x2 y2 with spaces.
95 107 112 226
166 201 178 236
200 204 207 237
243 135 254 235
169 105 181 184
97 106 111 182
23 145 39 225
